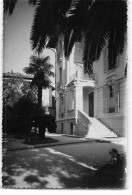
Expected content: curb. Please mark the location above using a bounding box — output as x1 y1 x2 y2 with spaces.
3 138 111 152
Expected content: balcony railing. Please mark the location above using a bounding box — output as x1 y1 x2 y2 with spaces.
69 71 95 82
57 80 63 89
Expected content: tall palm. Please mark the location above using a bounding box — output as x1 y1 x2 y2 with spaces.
4 0 127 73
4 0 37 15
23 55 54 110
30 0 127 73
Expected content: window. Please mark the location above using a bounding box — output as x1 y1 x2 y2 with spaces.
108 84 115 113
61 123 63 133
59 67 62 82
103 46 108 72
68 90 74 110
70 122 73 135
59 94 64 118
74 42 83 64
103 82 120 114
109 85 114 97
104 46 119 72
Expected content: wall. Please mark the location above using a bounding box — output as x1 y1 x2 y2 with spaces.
93 47 127 88
56 119 76 135
93 47 127 136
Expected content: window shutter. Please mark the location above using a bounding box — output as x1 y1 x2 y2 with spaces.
103 47 108 73
68 92 71 111
71 97 74 110
68 90 74 110
59 95 61 117
63 94 65 116
115 82 120 112
74 42 83 64
116 55 119 67
103 85 108 113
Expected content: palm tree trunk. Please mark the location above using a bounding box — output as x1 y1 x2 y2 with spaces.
38 85 42 110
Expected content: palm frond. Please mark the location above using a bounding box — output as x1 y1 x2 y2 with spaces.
30 0 73 53
23 66 35 75
28 0 38 6
82 0 127 72
4 0 18 15
83 32 92 73
23 55 54 89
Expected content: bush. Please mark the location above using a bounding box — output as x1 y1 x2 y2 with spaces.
3 96 38 136
89 149 126 189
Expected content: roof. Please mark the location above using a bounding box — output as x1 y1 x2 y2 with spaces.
3 72 55 90
3 72 33 80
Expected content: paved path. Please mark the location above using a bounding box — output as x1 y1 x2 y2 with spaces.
2 133 127 189
3 133 127 151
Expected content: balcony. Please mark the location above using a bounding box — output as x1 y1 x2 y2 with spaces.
56 80 63 89
69 71 95 82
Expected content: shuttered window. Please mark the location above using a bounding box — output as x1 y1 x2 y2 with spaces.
74 42 83 64
103 81 120 114
114 82 120 112
59 94 64 118
103 85 108 113
108 84 115 113
103 46 119 72
103 46 108 73
68 90 74 111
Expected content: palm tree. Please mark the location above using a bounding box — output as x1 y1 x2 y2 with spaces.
23 55 54 110
4 0 127 73
4 0 37 15
30 0 127 73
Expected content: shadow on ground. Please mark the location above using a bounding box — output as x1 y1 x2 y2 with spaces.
2 147 95 188
24 137 58 145
2 135 59 151
2 144 126 189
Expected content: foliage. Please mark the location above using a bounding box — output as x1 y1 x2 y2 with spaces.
23 55 54 109
4 0 37 15
30 0 127 73
3 77 38 107
3 95 38 135
4 0 127 73
89 148 126 189
28 113 56 138
3 77 38 135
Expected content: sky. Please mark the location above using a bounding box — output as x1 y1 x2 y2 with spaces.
3 0 55 75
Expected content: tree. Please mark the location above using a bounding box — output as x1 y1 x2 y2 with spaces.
4 0 127 73
23 55 54 110
30 0 127 73
3 77 38 107
3 77 38 135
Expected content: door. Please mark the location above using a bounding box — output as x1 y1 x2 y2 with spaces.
61 123 63 134
70 122 73 135
89 92 94 117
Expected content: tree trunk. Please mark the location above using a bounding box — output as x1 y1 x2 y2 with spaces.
38 85 42 110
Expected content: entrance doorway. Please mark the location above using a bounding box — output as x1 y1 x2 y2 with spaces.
70 122 73 135
61 123 63 134
89 92 94 117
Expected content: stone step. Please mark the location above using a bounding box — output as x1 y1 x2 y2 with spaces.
78 111 117 138
91 118 117 137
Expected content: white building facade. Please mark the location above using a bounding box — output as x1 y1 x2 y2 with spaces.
55 37 127 138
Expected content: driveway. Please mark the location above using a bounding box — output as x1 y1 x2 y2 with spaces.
2 134 127 189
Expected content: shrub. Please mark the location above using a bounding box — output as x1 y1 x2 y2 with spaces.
90 148 126 189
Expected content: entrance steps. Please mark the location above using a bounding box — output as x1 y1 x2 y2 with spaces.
77 110 117 138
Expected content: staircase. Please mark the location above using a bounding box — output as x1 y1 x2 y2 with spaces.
77 110 117 138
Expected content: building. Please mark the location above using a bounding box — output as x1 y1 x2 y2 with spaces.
3 72 55 116
54 37 127 138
